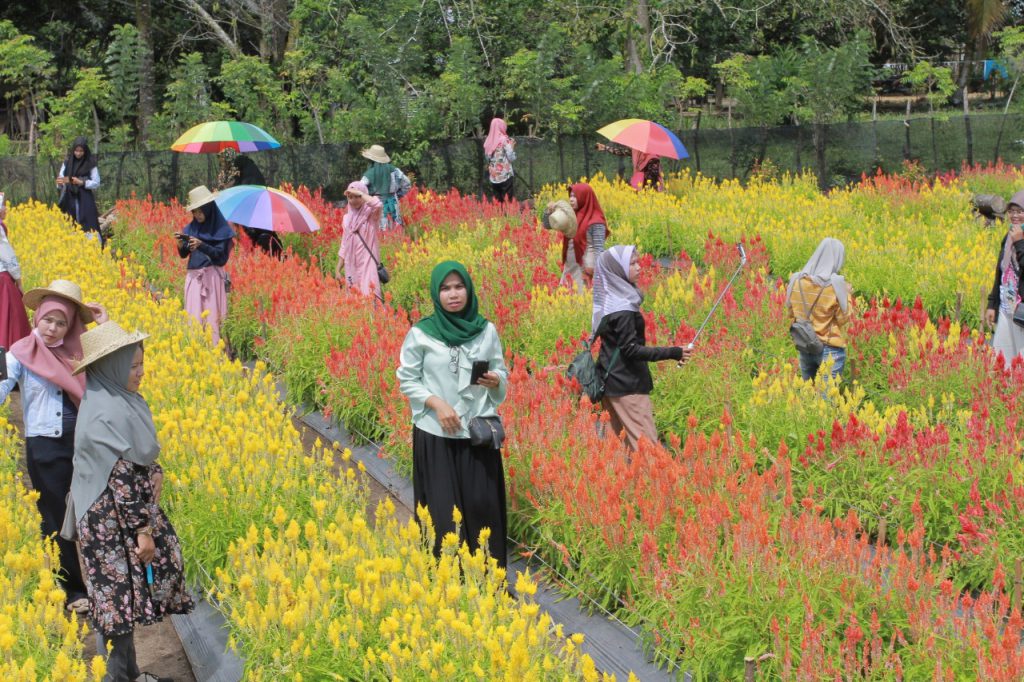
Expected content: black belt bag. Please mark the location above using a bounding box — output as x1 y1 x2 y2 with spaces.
468 416 505 450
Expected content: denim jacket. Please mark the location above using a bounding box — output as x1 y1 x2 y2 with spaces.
0 352 71 437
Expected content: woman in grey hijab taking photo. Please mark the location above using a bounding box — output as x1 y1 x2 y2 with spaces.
593 245 692 451
68 321 193 682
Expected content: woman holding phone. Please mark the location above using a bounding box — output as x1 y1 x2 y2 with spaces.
177 186 234 346
397 261 510 569
56 136 102 240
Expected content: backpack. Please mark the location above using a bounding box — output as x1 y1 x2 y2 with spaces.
789 279 825 355
567 323 620 402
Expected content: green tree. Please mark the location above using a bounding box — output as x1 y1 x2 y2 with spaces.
39 67 110 158
149 52 230 146
0 20 55 154
426 37 487 140
902 61 956 114
105 23 143 147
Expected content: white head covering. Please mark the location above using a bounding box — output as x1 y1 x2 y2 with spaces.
592 245 643 332
786 237 849 312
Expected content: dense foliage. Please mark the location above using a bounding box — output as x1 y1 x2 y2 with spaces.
1 1 1022 164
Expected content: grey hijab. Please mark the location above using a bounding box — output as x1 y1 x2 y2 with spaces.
71 343 159 522
786 237 849 313
592 245 643 332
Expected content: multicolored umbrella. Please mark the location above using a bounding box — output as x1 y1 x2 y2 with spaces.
214 185 320 234
171 121 280 153
596 118 688 160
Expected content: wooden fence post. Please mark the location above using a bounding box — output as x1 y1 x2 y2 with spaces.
877 518 887 547
963 88 974 167
744 657 756 681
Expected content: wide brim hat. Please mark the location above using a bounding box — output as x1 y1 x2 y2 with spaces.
543 199 578 237
361 144 390 164
22 279 95 323
186 185 218 212
73 321 149 375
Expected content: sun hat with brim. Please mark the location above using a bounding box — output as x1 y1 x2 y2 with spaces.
22 279 95 323
73 321 149 376
185 185 218 212
360 145 390 164
542 199 578 237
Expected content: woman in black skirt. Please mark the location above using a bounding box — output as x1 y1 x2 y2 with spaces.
397 260 509 568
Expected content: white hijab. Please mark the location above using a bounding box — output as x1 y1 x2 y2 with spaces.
786 237 849 312
592 245 643 333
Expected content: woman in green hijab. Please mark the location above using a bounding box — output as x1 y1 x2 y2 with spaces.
397 261 509 569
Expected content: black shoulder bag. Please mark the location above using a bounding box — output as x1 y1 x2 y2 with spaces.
566 321 620 403
789 280 826 355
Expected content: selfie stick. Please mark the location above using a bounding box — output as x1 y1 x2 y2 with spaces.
680 243 747 363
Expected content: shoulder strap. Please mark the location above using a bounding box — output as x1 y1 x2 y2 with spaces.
797 279 826 321
352 229 382 268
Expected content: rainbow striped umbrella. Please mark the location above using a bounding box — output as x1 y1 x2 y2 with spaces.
596 118 688 159
214 185 320 234
171 121 280 153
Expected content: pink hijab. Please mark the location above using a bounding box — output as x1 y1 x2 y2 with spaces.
484 118 510 158
344 181 381 234
9 296 87 405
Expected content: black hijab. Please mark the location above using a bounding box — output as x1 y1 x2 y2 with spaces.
64 136 97 183
182 202 235 241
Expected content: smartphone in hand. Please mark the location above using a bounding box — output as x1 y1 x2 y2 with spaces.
470 361 489 385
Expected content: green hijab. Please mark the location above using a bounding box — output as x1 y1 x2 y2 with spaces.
415 261 489 346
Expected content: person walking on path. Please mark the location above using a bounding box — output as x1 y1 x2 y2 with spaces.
56 136 102 242
0 279 107 614
360 145 412 231
70 321 193 682
177 186 235 347
484 118 516 203
786 237 852 381
593 245 690 451
397 261 509 569
336 181 383 297
596 142 663 191
565 182 609 283
0 198 30 348
987 190 1024 362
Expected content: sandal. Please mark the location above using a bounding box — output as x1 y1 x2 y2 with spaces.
66 597 90 614
135 674 174 682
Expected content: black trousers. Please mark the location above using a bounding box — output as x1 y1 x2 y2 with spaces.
491 177 514 203
102 632 140 682
412 427 508 568
25 432 88 601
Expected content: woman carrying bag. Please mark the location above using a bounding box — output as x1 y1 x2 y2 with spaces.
336 181 384 297
786 238 852 381
70 321 193 682
986 190 1024 362
593 245 690 451
397 261 509 569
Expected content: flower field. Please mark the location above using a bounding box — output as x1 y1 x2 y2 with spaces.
107 166 1024 679
1 203 620 681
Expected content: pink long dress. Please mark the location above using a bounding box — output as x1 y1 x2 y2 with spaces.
338 196 383 296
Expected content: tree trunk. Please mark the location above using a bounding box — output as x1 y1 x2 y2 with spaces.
135 0 155 145
184 0 242 56
813 122 827 191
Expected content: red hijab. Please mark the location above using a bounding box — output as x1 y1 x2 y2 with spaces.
9 296 87 405
562 183 609 265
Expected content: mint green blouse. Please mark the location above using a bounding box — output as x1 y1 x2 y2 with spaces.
397 323 508 439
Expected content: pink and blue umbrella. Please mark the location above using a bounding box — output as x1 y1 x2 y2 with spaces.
214 185 320 234
596 118 688 159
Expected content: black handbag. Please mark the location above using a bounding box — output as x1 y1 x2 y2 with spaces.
790 280 826 354
468 415 505 450
353 228 390 284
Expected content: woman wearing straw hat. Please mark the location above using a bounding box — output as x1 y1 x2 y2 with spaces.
177 185 235 347
360 144 412 232
0 279 107 615
69 321 193 682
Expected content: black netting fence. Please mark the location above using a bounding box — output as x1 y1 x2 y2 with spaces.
3 112 1024 206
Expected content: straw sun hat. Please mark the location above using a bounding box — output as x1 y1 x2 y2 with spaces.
360 144 390 164
186 185 218 212
72 321 149 376
542 199 577 237
22 279 95 323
